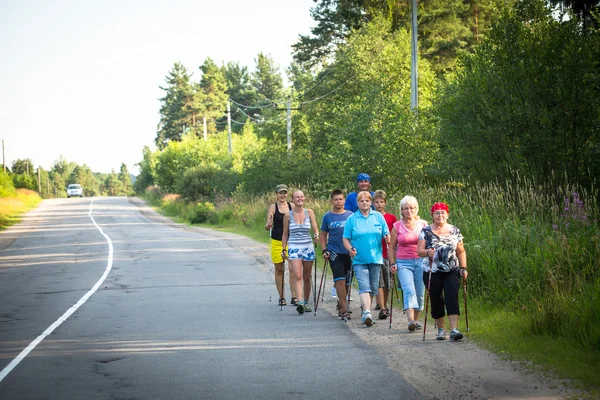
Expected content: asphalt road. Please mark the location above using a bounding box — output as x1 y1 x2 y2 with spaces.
0 197 423 400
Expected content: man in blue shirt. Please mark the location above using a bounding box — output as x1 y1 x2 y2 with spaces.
320 189 354 320
344 173 374 212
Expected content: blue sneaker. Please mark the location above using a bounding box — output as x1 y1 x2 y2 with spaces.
450 329 463 341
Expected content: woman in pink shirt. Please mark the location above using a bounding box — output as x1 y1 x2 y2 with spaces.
389 196 428 331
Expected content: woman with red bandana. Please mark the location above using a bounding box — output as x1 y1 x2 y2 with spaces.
417 202 468 341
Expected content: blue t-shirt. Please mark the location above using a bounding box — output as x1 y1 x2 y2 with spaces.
320 210 354 254
344 191 375 213
343 210 390 265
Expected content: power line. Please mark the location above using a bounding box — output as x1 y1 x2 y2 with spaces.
300 74 355 105
229 98 277 110
295 65 336 100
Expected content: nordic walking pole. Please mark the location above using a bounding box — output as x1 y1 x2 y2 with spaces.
321 259 327 304
389 263 393 329
422 256 433 341
462 270 469 332
346 268 354 321
281 259 285 312
313 242 318 313
269 225 272 303
314 259 328 316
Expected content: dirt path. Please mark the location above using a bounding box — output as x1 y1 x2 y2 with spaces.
132 197 578 399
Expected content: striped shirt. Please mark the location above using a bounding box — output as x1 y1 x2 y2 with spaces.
288 210 313 247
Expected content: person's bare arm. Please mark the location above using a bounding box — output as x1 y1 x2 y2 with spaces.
265 204 275 231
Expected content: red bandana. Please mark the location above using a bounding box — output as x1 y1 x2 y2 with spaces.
431 202 449 214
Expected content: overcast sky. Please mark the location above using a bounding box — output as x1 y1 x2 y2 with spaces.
0 0 315 174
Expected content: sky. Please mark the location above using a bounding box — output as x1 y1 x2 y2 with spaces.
0 0 315 175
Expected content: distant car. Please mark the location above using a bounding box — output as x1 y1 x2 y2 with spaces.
66 184 83 198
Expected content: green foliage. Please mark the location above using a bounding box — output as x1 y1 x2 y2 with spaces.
293 0 514 75
118 163 134 195
12 173 36 190
286 16 438 187
190 201 217 224
10 158 34 175
0 171 16 197
436 0 600 187
134 146 156 194
69 164 99 196
156 62 197 149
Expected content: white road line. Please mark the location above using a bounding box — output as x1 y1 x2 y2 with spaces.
0 198 114 382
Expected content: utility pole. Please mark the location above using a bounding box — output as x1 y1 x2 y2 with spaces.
203 116 207 141
286 100 292 152
410 0 419 111
2 140 5 173
275 100 301 153
227 100 232 155
26 159 29 175
37 167 41 193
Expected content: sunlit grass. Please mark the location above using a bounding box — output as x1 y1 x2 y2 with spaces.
0 189 42 230
468 299 600 392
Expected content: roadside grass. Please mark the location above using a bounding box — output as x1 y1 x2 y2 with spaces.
0 189 41 230
467 300 600 392
139 177 600 393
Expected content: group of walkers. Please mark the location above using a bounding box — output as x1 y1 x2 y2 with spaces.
265 174 469 341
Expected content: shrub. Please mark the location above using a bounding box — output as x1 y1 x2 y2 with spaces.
0 171 16 197
144 185 162 206
191 201 216 224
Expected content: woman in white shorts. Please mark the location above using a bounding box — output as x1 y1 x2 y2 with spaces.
282 190 320 314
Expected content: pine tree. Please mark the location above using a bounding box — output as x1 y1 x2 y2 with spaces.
156 63 196 149
199 58 228 135
118 163 133 195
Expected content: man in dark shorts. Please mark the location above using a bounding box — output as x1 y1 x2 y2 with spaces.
320 189 354 320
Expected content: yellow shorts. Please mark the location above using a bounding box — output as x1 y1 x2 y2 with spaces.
270 239 287 264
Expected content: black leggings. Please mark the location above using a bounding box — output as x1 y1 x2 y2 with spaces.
423 270 460 319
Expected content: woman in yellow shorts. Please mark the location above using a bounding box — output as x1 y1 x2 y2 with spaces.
265 184 297 306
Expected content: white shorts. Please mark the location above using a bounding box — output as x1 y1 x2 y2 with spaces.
288 246 315 261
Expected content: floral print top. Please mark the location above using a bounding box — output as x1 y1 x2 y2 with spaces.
419 225 463 273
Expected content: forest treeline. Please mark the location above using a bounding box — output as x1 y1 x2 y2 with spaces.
136 0 600 202
1 157 134 198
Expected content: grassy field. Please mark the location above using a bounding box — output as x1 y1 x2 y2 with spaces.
0 189 42 230
143 180 600 393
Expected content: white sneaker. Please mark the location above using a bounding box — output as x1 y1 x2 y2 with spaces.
362 311 373 326
436 328 447 340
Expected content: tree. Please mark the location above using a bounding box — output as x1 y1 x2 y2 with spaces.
252 53 283 103
69 165 100 196
549 0 600 30
118 163 133 195
105 169 125 196
293 0 515 76
222 62 260 133
156 62 197 149
199 57 228 136
134 146 156 194
292 0 370 67
11 158 34 175
435 0 600 188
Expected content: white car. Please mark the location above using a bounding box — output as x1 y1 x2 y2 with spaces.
66 184 83 198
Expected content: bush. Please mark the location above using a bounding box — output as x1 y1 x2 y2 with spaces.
0 171 16 197
144 185 162 206
191 201 216 224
